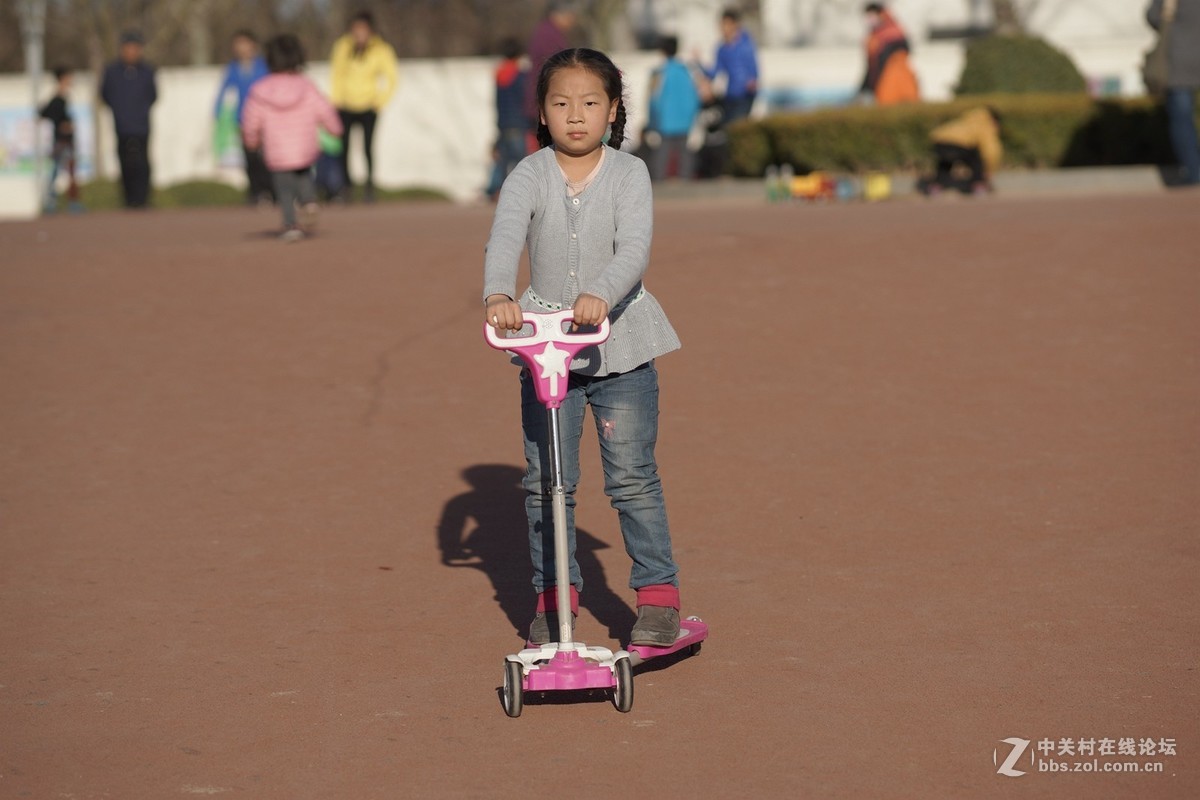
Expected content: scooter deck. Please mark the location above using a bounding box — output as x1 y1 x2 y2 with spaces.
627 616 708 666
525 617 709 656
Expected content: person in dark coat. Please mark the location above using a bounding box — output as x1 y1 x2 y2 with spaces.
100 29 158 208
1147 0 1200 185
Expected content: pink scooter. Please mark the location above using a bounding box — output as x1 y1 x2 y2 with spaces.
485 309 708 717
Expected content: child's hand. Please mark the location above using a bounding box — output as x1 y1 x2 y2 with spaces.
485 294 523 331
572 293 609 327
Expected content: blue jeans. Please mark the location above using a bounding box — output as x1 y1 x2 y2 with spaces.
44 143 79 211
723 94 756 124
487 128 528 197
520 362 678 594
1165 88 1200 184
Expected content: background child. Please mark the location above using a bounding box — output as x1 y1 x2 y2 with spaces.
921 106 1003 195
485 37 530 200
242 34 342 242
646 35 701 182
39 66 82 214
483 48 686 648
213 30 272 204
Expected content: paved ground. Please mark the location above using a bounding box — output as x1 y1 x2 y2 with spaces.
1 192 1197 798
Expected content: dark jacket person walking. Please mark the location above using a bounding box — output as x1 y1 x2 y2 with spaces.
100 30 158 208
1147 0 1200 185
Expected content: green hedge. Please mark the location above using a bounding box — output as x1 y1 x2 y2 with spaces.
726 94 1179 177
957 35 1087 95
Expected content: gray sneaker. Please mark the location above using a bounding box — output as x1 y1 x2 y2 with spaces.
630 606 680 647
528 611 576 645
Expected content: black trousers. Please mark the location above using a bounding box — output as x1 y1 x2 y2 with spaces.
933 143 985 186
243 144 274 202
338 109 377 193
116 134 151 208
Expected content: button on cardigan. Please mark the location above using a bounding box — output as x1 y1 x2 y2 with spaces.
484 146 682 377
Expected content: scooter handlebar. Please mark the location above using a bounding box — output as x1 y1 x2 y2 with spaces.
483 309 611 409
483 309 610 351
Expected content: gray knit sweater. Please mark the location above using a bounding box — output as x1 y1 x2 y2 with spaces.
483 146 681 377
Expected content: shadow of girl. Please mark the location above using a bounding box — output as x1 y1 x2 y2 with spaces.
437 464 637 643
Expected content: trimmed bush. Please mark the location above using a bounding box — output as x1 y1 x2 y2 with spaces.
726 95 1178 177
957 35 1087 95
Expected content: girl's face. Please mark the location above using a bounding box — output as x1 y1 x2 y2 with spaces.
540 66 618 157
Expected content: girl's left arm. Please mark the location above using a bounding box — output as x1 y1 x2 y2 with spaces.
586 159 653 307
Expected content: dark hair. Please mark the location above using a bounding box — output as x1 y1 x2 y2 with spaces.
499 37 522 61
232 29 258 44
535 48 628 150
659 35 679 58
721 9 741 23
351 10 375 29
53 65 73 81
864 3 884 13
265 34 306 72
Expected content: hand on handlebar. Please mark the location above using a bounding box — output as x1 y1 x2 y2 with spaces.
485 294 524 332
571 293 609 328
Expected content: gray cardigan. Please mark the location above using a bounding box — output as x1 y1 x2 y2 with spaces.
483 146 681 376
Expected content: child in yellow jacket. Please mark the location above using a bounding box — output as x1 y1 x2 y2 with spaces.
921 107 1003 196
330 11 398 202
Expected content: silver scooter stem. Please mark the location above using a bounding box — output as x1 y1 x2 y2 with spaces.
547 405 574 645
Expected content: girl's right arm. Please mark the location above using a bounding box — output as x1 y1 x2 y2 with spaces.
483 162 537 331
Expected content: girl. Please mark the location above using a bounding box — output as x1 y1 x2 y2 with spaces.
483 48 685 647
242 34 342 242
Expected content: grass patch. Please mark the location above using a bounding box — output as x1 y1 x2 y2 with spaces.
77 179 451 211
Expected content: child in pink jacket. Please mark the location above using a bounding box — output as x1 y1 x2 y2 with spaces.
242 34 343 241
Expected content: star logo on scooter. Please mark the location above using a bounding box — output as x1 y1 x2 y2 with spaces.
534 341 570 397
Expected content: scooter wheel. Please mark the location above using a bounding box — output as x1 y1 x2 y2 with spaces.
689 641 703 657
613 656 634 713
503 660 523 718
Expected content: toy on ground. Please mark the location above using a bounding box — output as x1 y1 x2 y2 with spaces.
863 171 892 201
790 170 837 201
484 309 708 717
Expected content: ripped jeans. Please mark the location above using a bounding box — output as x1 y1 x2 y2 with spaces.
520 361 679 594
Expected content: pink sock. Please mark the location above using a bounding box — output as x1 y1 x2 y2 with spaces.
636 584 680 610
536 586 579 614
